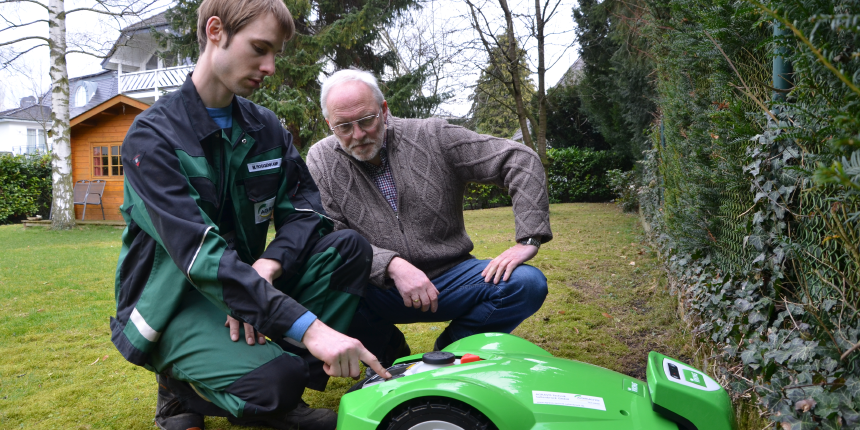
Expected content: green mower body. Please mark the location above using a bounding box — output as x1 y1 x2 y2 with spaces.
338 333 736 430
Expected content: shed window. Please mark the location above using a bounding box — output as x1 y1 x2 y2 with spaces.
93 144 123 177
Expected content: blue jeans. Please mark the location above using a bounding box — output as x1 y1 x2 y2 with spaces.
348 258 548 364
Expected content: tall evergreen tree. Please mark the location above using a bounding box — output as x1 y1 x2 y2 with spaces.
572 0 655 168
157 0 434 149
383 62 449 119
543 83 607 150
469 35 535 139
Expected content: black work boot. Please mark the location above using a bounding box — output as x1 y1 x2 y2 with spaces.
433 329 455 352
155 374 205 430
227 399 337 430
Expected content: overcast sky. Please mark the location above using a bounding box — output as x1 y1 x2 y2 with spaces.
0 0 578 116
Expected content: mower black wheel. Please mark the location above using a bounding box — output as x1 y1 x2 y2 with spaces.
382 396 497 430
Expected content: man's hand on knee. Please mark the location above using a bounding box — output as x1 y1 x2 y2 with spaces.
225 315 267 345
223 258 282 344
482 243 539 284
387 257 439 312
303 319 392 380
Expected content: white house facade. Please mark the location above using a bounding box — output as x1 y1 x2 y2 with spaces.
100 11 193 104
0 99 51 155
0 11 193 154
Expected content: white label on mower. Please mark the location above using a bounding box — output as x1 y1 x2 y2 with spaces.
532 391 606 411
662 358 721 392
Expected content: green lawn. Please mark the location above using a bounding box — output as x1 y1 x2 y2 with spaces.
0 203 691 429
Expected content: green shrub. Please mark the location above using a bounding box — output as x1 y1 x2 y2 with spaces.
546 147 620 203
463 183 512 210
0 154 52 223
606 169 639 212
461 147 625 209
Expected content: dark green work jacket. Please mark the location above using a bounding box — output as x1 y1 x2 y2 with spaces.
110 76 333 367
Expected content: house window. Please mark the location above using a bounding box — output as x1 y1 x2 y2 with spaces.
26 129 47 153
93 144 123 177
75 85 88 107
146 55 158 70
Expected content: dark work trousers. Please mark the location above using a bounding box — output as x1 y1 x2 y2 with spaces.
149 230 371 419
348 258 548 367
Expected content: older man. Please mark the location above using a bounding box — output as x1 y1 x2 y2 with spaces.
307 69 552 365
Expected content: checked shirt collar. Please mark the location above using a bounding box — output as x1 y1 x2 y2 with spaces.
359 133 398 214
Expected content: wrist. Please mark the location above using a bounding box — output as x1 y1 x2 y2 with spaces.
386 256 405 280
518 236 541 249
303 319 324 341
253 258 283 281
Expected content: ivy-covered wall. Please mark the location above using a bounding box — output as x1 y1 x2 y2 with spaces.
635 0 860 427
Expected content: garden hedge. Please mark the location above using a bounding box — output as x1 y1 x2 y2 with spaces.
623 0 860 427
0 154 52 224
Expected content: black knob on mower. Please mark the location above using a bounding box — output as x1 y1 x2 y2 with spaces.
422 351 456 365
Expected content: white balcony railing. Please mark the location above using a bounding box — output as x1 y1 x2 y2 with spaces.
118 65 194 98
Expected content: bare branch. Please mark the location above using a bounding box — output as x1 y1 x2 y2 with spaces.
0 11 50 32
0 35 50 47
841 341 860 361
66 0 160 17
0 43 47 70
0 0 48 11
64 49 110 58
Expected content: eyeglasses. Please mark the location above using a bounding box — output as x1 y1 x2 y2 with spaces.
329 110 382 137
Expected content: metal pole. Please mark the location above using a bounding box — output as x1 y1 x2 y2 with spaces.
773 21 793 102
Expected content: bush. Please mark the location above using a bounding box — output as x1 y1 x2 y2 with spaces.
463 183 512 210
606 169 638 212
0 154 52 223
546 147 621 203
461 147 624 209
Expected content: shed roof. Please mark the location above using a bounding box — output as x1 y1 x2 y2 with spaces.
41 70 120 121
70 94 150 129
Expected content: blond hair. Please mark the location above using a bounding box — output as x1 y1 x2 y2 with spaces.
197 0 295 52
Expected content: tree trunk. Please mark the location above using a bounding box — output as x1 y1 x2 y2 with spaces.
498 0 537 155
48 0 74 230
534 0 550 172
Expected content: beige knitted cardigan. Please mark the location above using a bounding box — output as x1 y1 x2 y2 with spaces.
306 115 552 289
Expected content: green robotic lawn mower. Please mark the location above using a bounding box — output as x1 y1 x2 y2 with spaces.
339 333 736 430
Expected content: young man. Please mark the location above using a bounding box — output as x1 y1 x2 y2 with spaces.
110 3 388 430
307 69 551 367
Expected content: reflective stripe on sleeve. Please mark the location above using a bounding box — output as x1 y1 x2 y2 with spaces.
292 208 334 222
185 226 213 287
130 308 161 342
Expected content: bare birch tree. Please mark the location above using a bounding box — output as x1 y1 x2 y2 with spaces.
7 62 53 153
377 1 477 116
463 0 573 170
0 0 161 229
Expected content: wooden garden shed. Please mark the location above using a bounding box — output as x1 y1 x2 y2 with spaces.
70 94 150 220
